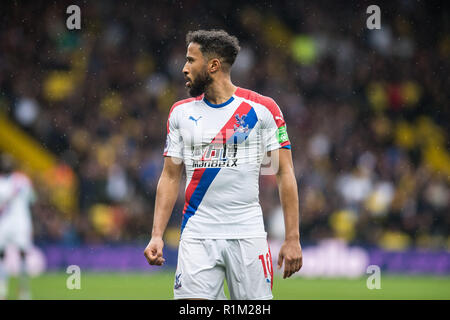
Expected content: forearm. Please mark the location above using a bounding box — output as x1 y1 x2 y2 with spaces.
151 173 181 238
276 169 300 241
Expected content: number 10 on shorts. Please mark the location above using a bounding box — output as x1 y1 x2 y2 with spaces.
258 252 273 289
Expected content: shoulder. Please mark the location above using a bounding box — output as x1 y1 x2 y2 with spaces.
235 87 277 106
235 87 281 114
168 95 204 118
235 87 283 123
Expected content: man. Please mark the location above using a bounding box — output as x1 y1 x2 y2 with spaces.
0 154 36 300
144 29 302 300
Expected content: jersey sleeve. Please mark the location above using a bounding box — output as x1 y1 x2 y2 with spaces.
262 99 291 151
0 181 14 209
163 107 184 159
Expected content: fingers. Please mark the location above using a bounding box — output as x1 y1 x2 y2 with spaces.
145 251 165 266
277 252 284 270
155 250 166 265
298 256 303 272
144 247 165 266
282 257 303 279
283 258 292 279
279 251 299 279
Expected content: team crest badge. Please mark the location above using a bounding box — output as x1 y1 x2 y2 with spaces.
234 113 249 133
174 273 182 289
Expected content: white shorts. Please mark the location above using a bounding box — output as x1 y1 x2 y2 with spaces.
0 216 32 251
173 238 273 300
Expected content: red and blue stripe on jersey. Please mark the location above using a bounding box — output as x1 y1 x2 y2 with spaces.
235 87 291 149
181 100 258 234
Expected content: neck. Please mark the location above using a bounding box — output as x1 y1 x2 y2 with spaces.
204 76 237 105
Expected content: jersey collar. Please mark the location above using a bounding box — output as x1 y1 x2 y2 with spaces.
203 95 235 108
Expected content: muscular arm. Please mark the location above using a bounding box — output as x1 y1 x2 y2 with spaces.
144 156 184 266
268 148 303 278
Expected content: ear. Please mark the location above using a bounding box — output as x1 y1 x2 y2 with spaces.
208 58 221 73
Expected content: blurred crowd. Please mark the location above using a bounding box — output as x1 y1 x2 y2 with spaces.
0 0 448 250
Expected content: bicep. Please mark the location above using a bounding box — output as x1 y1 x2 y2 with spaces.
267 148 294 177
161 156 184 182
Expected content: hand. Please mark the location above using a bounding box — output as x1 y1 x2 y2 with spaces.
144 237 166 266
277 239 303 279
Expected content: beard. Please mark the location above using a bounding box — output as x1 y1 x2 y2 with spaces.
187 69 213 97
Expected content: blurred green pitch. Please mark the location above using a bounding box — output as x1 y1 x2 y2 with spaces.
6 271 450 300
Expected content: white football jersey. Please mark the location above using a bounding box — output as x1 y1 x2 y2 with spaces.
0 172 35 224
164 87 291 239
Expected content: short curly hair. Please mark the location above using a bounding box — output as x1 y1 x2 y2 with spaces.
186 29 240 69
